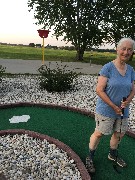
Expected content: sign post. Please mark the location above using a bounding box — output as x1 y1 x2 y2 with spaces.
37 29 50 65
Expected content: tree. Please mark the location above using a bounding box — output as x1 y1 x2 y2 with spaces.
101 0 135 49
28 0 135 61
29 43 35 47
28 0 108 60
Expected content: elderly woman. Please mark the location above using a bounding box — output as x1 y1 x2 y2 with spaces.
86 37 135 173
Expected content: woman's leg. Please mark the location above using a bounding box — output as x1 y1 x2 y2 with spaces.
89 130 103 150
110 131 125 149
109 131 127 167
86 113 113 173
110 117 128 149
86 130 103 173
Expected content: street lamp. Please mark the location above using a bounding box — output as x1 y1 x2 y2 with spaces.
37 29 50 65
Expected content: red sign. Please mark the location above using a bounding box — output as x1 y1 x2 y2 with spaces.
37 30 50 38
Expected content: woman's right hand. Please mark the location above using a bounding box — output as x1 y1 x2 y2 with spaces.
113 105 122 115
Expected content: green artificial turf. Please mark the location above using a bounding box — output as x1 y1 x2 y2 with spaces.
0 106 135 180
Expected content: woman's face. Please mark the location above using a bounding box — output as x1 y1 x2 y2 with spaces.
117 41 134 62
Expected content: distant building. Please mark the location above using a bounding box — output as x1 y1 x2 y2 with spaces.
36 44 41 48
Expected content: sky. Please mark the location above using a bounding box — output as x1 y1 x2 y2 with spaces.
0 0 72 46
0 0 114 48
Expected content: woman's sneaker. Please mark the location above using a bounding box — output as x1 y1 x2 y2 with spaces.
108 153 127 167
86 156 95 173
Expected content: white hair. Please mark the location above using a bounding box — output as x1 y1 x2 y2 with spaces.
117 37 135 50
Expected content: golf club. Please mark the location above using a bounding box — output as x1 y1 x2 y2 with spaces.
113 97 127 173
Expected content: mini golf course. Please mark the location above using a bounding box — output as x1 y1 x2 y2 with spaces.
0 103 135 180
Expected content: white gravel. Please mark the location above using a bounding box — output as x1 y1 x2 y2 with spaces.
0 134 82 180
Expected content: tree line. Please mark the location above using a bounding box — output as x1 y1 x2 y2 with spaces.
29 43 115 52
0 42 115 52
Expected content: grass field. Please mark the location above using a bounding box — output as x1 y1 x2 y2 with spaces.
0 44 116 63
0 44 135 68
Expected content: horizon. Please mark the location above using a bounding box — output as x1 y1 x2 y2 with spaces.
0 41 115 50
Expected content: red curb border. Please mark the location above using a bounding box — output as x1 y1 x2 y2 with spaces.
0 102 95 118
126 129 135 138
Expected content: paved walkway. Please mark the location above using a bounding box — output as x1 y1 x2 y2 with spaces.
0 59 102 74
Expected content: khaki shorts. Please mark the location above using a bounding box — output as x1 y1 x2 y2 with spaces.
95 113 128 135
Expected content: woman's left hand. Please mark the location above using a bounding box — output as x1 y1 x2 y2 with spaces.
121 100 129 109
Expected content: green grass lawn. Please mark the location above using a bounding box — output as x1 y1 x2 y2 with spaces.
0 45 80 61
0 106 135 180
0 45 135 68
0 45 116 63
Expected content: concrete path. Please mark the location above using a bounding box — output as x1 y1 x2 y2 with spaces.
0 59 102 74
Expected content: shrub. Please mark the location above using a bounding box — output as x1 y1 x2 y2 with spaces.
0 65 6 83
38 62 79 93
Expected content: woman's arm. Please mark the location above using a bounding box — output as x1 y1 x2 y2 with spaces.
96 75 122 114
121 82 135 108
